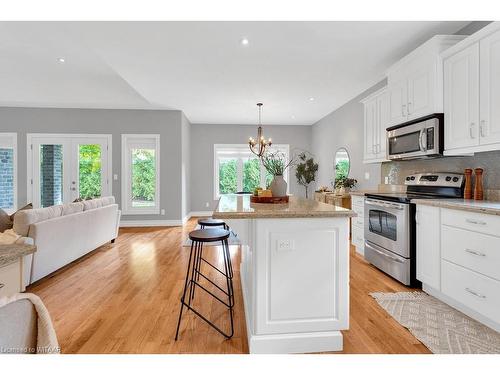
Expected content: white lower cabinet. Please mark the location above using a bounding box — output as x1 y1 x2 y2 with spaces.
0 259 23 298
351 196 365 255
416 205 441 290
416 204 500 332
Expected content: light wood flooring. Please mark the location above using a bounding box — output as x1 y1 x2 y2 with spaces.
27 218 430 354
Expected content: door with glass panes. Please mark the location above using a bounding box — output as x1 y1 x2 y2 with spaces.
29 135 111 208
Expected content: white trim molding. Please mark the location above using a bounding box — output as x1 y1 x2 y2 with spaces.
121 134 161 215
120 219 182 227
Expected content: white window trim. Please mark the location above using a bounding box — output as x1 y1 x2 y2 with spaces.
213 144 290 200
26 133 113 206
121 134 161 215
0 133 17 214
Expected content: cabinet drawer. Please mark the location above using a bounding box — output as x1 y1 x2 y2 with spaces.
351 196 365 208
0 260 22 298
442 260 500 325
442 225 500 281
351 226 364 249
441 208 500 237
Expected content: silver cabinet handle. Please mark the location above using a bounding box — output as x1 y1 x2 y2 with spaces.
465 218 487 225
480 120 487 137
469 123 476 139
0 283 4 289
465 287 486 299
366 242 405 263
401 104 406 117
407 102 412 115
465 249 486 257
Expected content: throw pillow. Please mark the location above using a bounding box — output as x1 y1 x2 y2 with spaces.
9 203 33 221
0 208 13 233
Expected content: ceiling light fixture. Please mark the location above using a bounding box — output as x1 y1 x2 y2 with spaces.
309 97 315 101
241 38 249 46
249 103 272 158
57 57 65 63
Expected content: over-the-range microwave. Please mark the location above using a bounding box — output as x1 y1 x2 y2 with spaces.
386 114 444 160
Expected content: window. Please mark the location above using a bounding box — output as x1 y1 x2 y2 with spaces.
0 133 17 214
214 144 289 199
122 135 160 215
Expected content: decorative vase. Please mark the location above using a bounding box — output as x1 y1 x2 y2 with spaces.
270 175 287 197
338 187 346 195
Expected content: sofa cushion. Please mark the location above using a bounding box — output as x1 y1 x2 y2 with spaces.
61 202 84 216
82 196 115 211
9 203 33 221
0 208 13 232
13 205 63 236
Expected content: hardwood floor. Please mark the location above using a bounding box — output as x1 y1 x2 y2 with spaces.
27 218 430 354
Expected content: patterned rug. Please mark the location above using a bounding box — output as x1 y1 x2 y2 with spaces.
370 291 500 354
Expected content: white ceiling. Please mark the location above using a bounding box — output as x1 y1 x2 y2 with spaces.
0 21 471 125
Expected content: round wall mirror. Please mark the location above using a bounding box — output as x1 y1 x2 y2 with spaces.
334 147 350 181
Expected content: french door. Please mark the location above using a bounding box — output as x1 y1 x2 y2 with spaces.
28 134 111 208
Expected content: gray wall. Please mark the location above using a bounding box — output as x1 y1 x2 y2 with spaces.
0 107 185 221
311 79 388 191
181 112 191 219
190 124 312 212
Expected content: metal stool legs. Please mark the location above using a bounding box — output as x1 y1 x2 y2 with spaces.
175 237 234 340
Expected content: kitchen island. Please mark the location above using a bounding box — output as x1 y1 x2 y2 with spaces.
213 194 355 353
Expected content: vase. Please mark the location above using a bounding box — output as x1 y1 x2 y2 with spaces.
270 175 287 197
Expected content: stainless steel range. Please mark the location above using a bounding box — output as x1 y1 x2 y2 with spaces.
364 172 464 286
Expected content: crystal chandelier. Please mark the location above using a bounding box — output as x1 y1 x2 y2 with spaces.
248 103 272 157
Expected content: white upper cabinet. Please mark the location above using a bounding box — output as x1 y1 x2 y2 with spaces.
361 87 389 163
444 43 480 150
443 22 500 154
387 35 466 127
479 28 500 145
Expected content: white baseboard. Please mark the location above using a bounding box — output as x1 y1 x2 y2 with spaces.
189 211 213 217
120 220 183 227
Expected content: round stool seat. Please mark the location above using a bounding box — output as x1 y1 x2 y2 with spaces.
198 218 226 227
189 228 230 242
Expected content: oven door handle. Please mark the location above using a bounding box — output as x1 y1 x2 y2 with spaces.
419 129 427 152
365 241 405 263
365 199 405 211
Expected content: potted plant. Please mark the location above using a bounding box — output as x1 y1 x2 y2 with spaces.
334 176 358 195
295 152 318 199
261 151 295 197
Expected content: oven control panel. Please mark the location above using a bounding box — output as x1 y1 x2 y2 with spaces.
404 172 464 187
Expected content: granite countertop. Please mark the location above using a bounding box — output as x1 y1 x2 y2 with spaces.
0 244 36 267
213 194 355 219
412 198 500 216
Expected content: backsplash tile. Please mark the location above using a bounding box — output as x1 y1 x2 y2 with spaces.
381 150 500 199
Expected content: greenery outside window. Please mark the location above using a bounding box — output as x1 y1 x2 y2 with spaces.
214 144 289 199
122 134 160 215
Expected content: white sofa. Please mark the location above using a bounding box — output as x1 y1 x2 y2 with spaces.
13 197 121 285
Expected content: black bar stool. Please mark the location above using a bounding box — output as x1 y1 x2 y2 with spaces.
198 217 228 230
175 228 234 340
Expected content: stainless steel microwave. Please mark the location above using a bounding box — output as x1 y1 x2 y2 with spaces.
386 114 443 160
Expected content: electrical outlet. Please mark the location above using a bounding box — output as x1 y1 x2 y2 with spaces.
113 174 118 181
161 209 165 215
205 202 210 208
364 172 370 180
384 176 389 184
276 239 294 252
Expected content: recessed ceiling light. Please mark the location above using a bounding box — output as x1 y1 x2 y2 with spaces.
241 38 249 46
309 97 315 101
291 115 296 119
57 57 65 63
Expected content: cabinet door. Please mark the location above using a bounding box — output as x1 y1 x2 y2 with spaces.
387 77 408 126
407 66 433 120
479 29 500 145
444 43 480 150
363 99 377 161
377 90 389 159
416 205 441 290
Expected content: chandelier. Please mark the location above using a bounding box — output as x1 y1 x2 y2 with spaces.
248 103 272 157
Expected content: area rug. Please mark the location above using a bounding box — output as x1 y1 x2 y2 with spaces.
370 291 500 354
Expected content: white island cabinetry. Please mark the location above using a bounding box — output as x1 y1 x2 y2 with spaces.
214 195 354 354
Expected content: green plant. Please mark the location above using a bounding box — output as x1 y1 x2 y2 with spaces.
132 149 156 202
261 151 294 177
295 152 318 199
79 144 102 199
335 159 349 180
334 177 358 189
